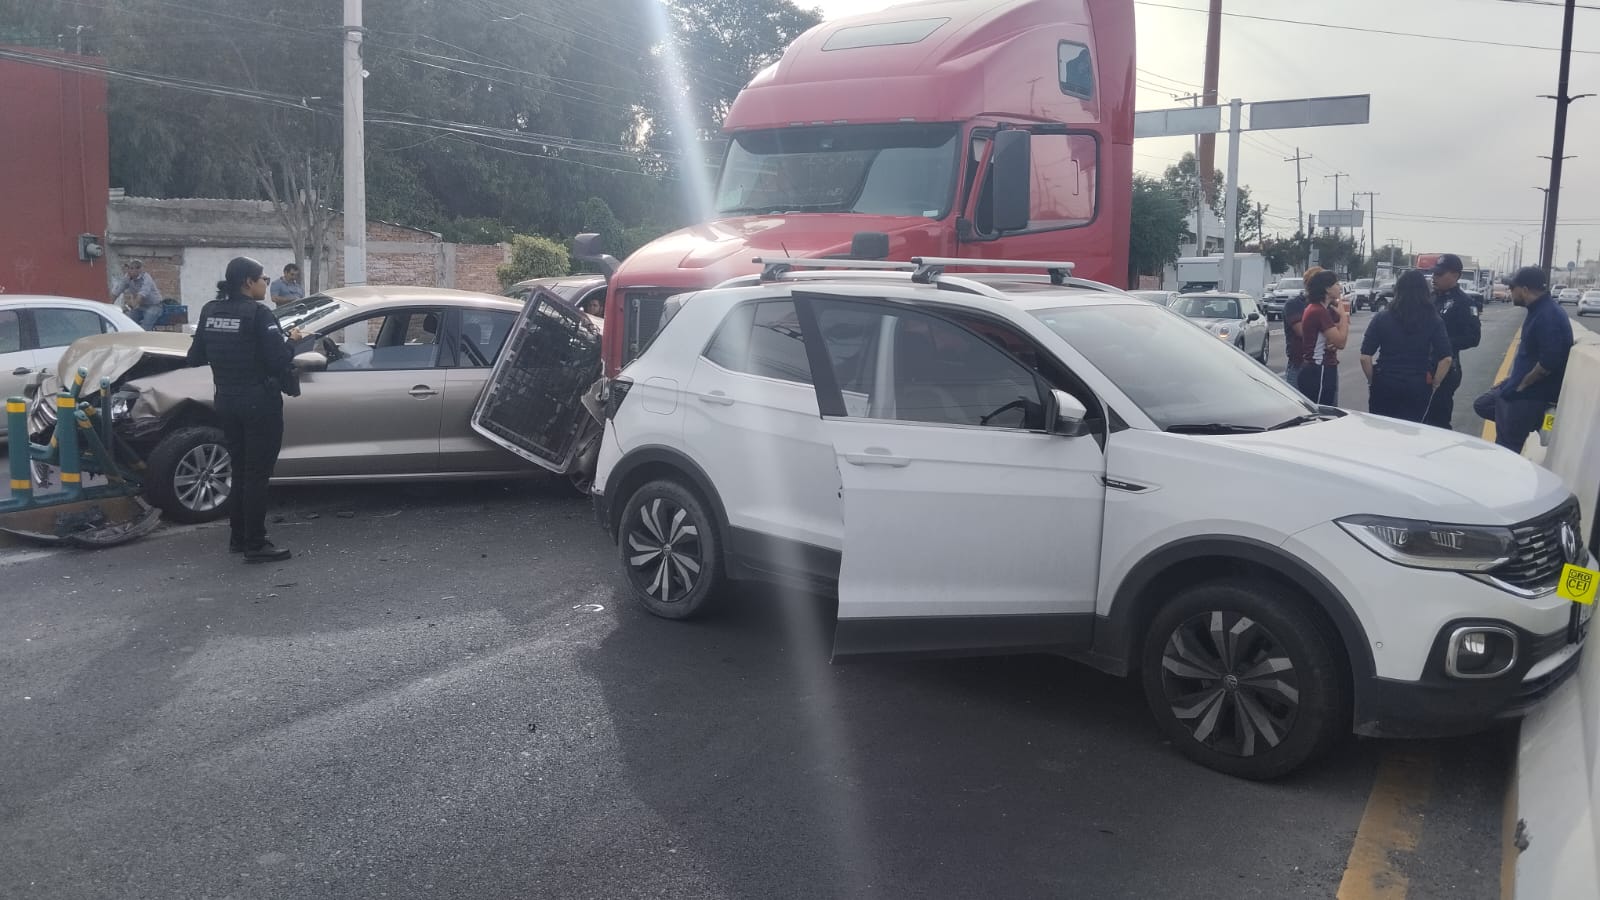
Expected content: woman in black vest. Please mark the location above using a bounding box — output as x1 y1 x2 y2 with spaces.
1359 270 1453 422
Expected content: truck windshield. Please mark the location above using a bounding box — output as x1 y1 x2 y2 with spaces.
715 123 960 219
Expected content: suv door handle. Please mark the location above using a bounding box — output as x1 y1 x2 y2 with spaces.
12 367 31 376
408 385 439 398
698 391 735 406
844 449 910 468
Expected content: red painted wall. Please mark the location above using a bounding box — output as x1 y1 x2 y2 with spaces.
0 49 110 300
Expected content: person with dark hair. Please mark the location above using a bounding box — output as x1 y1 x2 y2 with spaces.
186 256 300 562
1282 266 1323 387
270 263 304 307
112 259 163 330
1423 253 1481 428
1359 270 1453 422
1295 269 1349 405
1473 266 1573 453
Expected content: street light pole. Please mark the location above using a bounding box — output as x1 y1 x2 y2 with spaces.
342 0 367 286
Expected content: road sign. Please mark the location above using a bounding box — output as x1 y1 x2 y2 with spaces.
1569 261 1578 272
1247 95 1372 132
1318 210 1364 229
1134 105 1222 139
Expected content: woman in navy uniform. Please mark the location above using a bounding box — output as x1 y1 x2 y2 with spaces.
1359 270 1453 422
186 257 299 562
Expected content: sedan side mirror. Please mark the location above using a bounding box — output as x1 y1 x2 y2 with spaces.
1247 312 1262 322
1045 389 1092 437
293 351 328 372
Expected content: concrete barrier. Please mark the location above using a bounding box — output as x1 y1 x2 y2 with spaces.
1515 326 1600 900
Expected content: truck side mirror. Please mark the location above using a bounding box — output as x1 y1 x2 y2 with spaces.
572 233 621 278
987 130 1032 234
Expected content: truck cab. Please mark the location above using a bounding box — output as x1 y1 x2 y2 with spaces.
596 0 1135 377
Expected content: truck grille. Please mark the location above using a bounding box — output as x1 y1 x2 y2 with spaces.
623 289 676 367
1490 502 1582 593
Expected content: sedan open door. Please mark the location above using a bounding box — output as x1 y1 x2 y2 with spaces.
471 288 603 475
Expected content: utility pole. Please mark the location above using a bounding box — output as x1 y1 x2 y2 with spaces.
1221 98 1242 291
342 0 367 286
1540 0 1591 274
1533 186 1550 270
1354 191 1378 275
1324 172 1348 236
1256 202 1264 245
1198 0 1222 213
1285 148 1311 268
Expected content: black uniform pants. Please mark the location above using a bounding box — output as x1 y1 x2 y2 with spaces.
217 390 284 549
1474 382 1548 454
1368 374 1433 422
1422 360 1462 429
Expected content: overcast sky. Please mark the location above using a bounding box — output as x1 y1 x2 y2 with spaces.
806 0 1600 271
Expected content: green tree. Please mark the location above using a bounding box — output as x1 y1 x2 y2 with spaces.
498 235 571 286
1128 176 1190 285
1162 153 1261 242
665 0 822 135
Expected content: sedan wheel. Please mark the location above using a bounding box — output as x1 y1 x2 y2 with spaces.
1141 578 1346 779
144 425 234 524
619 479 722 619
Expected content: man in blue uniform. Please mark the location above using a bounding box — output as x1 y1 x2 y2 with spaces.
1474 266 1573 453
1422 254 1481 429
186 257 300 562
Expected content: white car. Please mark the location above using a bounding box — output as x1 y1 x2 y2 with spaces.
0 295 143 440
1579 291 1600 316
526 259 1592 781
1559 288 1582 305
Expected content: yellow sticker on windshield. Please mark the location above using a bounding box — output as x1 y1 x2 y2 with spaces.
1559 564 1599 605
1543 413 1556 432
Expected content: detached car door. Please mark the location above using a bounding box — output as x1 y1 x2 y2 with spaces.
280 306 448 476
793 291 1109 660
471 288 602 474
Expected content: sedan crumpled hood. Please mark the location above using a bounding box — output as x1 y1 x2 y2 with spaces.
34 332 193 398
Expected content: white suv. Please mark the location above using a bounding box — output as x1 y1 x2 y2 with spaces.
587 258 1590 779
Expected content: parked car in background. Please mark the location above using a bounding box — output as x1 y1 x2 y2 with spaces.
575 260 1587 779
1558 288 1582 305
1578 291 1600 316
1128 290 1178 307
1261 277 1304 321
27 287 579 521
1170 291 1271 363
1346 279 1376 312
1 296 143 441
1371 280 1398 311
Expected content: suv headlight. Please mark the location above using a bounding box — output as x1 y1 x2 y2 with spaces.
109 390 140 423
1337 515 1515 572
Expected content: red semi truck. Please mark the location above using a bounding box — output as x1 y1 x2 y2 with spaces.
591 0 1136 376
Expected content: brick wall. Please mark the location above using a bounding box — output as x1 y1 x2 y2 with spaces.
453 243 511 294
109 249 183 301
367 248 440 287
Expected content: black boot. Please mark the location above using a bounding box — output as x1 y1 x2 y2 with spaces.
243 542 291 563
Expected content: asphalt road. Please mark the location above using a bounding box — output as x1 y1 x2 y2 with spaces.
0 302 1564 900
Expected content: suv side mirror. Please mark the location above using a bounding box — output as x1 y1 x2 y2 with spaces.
1247 312 1262 322
987 130 1032 234
293 351 328 372
1045 389 1091 437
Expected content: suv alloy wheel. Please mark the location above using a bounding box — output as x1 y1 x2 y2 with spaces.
1140 578 1347 780
619 479 723 619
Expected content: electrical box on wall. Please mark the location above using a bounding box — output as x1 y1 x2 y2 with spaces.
77 233 104 262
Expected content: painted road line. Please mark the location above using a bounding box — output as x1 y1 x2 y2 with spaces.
1483 333 1521 443
1337 747 1438 900
1501 769 1519 900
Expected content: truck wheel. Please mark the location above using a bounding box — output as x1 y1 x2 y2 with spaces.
144 426 233 524
1140 578 1347 780
619 478 723 620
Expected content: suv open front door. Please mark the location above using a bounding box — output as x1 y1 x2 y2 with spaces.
790 291 1109 662
471 288 603 475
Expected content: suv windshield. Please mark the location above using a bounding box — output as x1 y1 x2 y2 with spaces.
1274 278 1304 292
1030 303 1315 430
714 123 960 219
275 294 354 334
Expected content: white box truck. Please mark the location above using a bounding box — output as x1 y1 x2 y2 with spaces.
1174 253 1269 297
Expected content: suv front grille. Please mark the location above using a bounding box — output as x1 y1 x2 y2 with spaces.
623 289 675 366
1490 502 1582 592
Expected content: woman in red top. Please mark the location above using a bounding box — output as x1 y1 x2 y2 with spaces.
1295 270 1351 406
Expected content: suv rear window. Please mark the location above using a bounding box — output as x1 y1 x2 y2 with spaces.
702 301 813 385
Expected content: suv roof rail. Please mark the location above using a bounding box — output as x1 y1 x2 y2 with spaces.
751 255 1079 286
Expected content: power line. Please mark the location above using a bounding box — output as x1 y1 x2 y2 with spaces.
1132 1 1600 54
